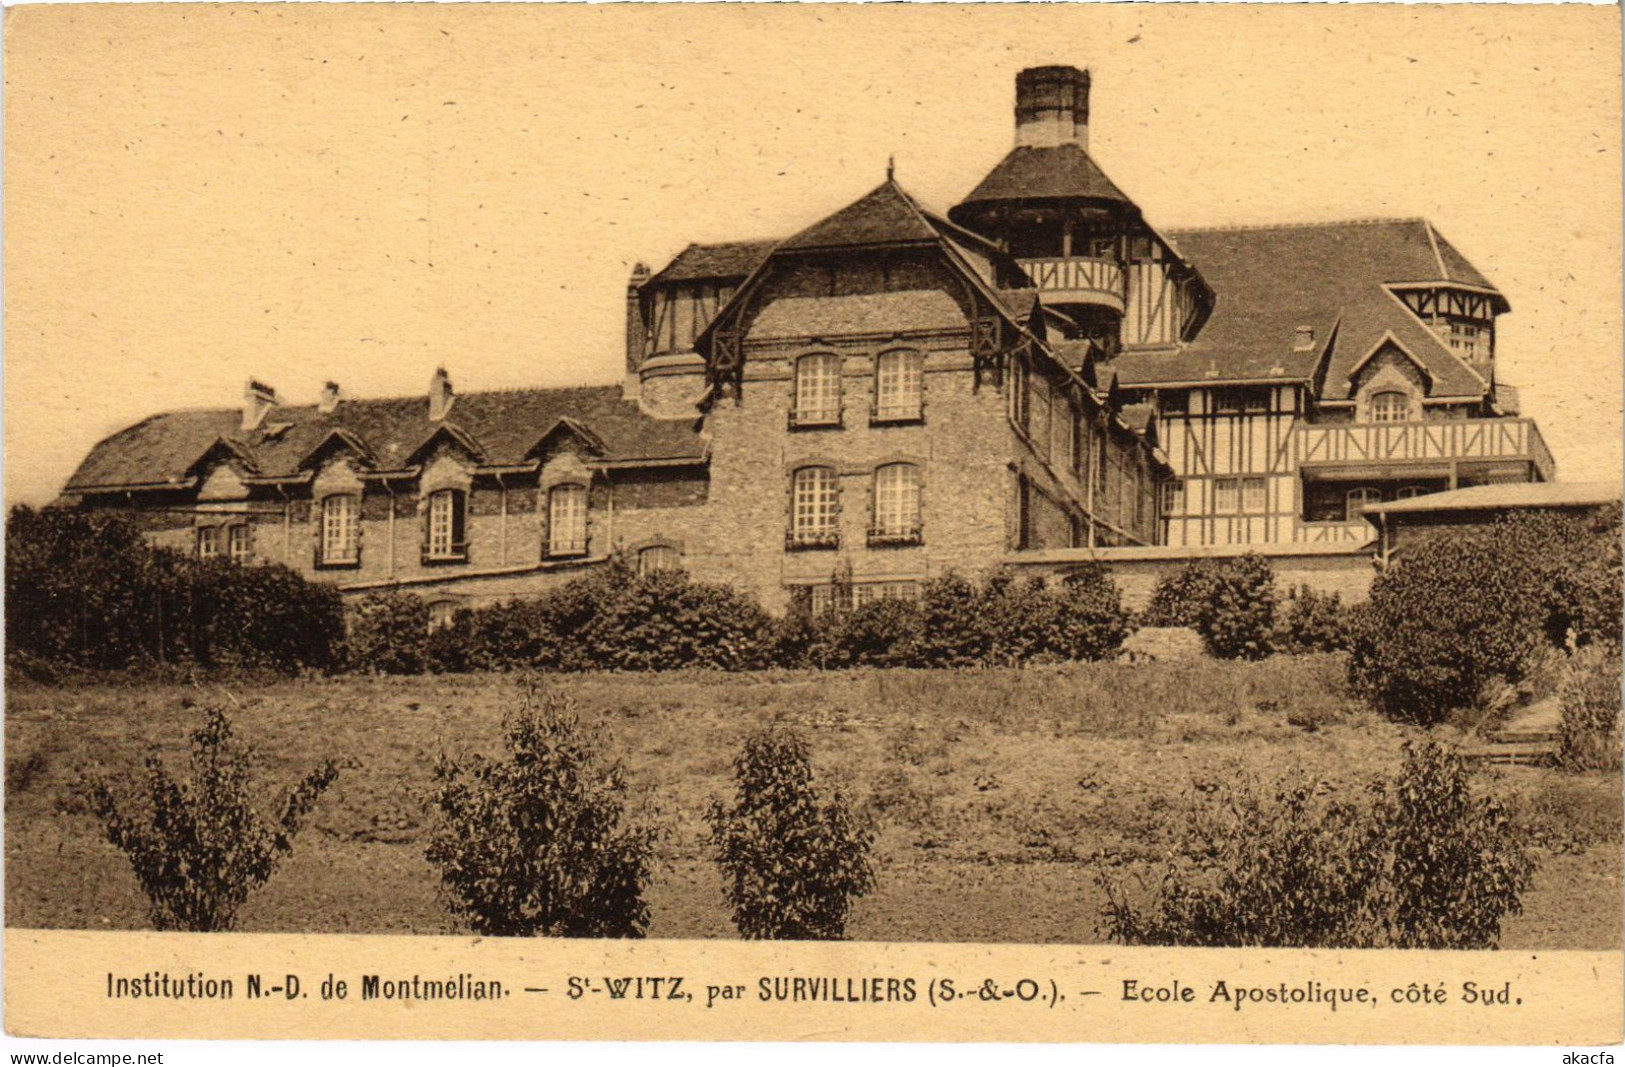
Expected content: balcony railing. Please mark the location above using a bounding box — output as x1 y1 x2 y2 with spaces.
1017 255 1126 313
785 528 840 551
1294 418 1555 481
421 541 469 565
867 523 923 547
1294 521 1377 546
546 538 589 559
871 403 923 425
788 407 842 430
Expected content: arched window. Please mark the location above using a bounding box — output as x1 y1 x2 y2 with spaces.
870 463 922 544
1395 485 1430 501
1369 391 1411 423
792 354 841 427
1345 487 1382 520
873 350 923 422
319 494 360 566
637 544 681 575
424 488 468 561
547 484 588 558
788 467 839 548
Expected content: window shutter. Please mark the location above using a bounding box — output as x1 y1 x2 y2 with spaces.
452 489 467 552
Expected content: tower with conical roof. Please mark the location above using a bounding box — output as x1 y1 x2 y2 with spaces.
949 66 1213 358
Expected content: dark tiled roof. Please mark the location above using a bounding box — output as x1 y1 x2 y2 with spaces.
1114 219 1495 399
951 144 1136 215
749 291 966 340
1361 481 1620 516
65 386 706 493
649 239 777 285
777 180 943 252
997 288 1041 322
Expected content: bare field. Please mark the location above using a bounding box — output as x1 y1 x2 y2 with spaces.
5 657 1619 948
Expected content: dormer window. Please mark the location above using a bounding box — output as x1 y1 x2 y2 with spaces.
424 488 468 563
318 494 360 567
547 484 588 558
1369 391 1411 423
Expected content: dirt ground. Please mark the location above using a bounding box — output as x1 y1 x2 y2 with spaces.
5 658 1619 947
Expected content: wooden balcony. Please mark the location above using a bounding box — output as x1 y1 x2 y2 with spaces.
1294 418 1556 482
1017 255 1126 314
1294 521 1376 546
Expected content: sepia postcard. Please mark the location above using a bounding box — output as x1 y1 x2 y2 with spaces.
3 2 1622 1054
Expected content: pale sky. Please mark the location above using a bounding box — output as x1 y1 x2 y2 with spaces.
5 4 1621 505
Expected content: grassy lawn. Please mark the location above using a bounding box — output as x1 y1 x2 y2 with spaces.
5 656 1619 947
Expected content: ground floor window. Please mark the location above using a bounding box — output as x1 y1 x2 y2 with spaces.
804 579 921 617
199 522 251 562
427 600 459 632
637 544 681 575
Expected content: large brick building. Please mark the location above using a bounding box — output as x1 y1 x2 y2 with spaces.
60 66 1555 616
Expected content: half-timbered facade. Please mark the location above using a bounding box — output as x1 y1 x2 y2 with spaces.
59 64 1556 611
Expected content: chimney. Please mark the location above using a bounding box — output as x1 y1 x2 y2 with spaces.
624 262 651 400
242 379 278 431
1293 325 1316 352
318 381 342 415
428 367 454 422
1015 66 1091 151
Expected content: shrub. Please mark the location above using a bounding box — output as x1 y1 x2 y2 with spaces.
1100 779 1386 947
1272 585 1351 654
1382 741 1535 949
825 597 927 668
707 728 876 939
81 705 338 931
1053 562 1134 661
580 568 775 671
5 505 344 675
1557 643 1623 772
343 592 430 674
913 573 993 667
1494 505 1623 649
1144 555 1276 659
1099 741 1534 949
424 682 655 937
1349 530 1550 724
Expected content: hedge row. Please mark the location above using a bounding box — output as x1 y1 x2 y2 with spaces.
6 506 343 676
347 562 1133 674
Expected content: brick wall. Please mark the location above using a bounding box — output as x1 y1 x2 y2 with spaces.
694 337 1013 612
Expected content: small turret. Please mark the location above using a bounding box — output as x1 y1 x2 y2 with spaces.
950 66 1212 351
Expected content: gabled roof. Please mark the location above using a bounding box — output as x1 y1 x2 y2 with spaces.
1114 219 1497 398
1345 330 1434 388
649 239 777 285
749 290 968 340
65 386 706 494
776 180 944 252
952 144 1136 213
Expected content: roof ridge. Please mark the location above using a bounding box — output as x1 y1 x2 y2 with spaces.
255 382 626 413
1168 216 1428 234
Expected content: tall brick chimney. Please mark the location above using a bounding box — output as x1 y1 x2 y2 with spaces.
242 379 278 431
1015 66 1091 151
624 262 651 401
428 367 454 422
318 381 342 415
